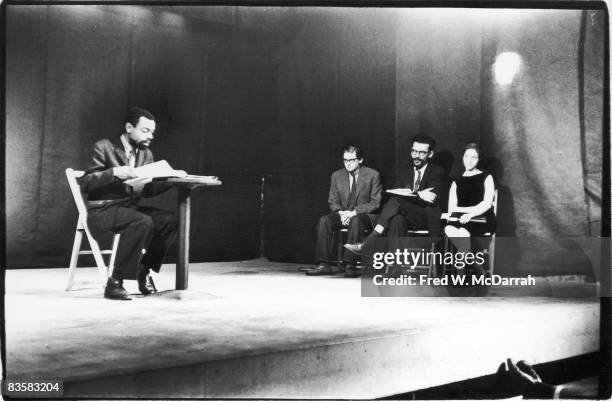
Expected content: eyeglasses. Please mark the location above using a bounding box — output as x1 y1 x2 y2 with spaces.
343 158 358 163
411 149 429 157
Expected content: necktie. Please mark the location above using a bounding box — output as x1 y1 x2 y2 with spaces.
348 172 357 210
130 150 145 198
134 149 142 167
413 169 422 192
128 150 136 168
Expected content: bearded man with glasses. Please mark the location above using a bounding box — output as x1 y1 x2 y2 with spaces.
344 134 446 256
306 145 382 277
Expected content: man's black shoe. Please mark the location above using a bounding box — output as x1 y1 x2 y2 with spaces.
104 277 132 300
138 272 157 295
343 264 361 278
306 263 339 276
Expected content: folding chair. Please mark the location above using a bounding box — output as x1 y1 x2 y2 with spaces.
442 190 497 275
484 190 498 275
336 228 349 265
65 168 120 291
381 238 436 278
336 221 375 268
404 229 437 277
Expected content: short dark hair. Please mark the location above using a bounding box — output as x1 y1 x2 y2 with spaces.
343 145 363 160
411 134 435 151
462 141 483 161
125 107 155 127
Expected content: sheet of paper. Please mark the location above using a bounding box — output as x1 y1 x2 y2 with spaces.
443 214 486 224
133 160 186 178
386 188 416 197
124 160 186 186
124 177 153 186
183 175 222 184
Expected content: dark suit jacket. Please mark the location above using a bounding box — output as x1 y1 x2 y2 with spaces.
79 136 165 206
328 166 382 215
395 163 446 207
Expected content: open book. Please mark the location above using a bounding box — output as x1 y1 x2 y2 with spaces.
124 160 187 186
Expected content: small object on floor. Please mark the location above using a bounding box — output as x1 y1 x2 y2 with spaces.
104 277 132 300
343 243 363 256
306 263 338 276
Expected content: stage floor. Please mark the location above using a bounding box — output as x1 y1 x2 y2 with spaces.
4 259 600 398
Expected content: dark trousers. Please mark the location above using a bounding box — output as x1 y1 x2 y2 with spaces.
376 196 442 237
88 204 177 280
315 212 374 264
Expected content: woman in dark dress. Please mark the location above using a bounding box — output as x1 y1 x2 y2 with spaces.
443 142 496 270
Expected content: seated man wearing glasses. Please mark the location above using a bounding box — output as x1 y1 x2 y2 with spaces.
307 145 382 277
345 134 445 255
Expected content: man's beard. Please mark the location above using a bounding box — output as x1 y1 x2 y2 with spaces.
136 141 150 150
412 158 426 167
129 138 150 150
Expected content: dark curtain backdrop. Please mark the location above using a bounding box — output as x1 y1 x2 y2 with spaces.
6 6 604 273
479 10 604 275
7 5 277 267
264 8 397 262
393 9 604 275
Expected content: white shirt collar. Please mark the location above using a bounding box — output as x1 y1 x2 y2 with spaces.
414 163 428 174
120 133 136 157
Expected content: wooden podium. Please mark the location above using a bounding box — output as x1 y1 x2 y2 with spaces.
153 175 221 290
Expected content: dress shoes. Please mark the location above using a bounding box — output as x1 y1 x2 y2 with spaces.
306 263 339 276
104 277 132 300
343 243 363 256
137 270 157 295
343 264 361 278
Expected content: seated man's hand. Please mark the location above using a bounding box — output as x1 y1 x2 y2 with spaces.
339 210 356 226
417 187 437 204
338 210 347 225
440 212 449 220
113 166 138 180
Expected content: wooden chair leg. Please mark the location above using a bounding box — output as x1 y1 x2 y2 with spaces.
86 233 109 287
489 235 495 276
429 242 436 278
66 230 84 291
442 236 450 275
107 234 120 278
337 231 343 266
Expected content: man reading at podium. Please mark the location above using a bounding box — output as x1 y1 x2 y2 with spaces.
79 107 177 300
